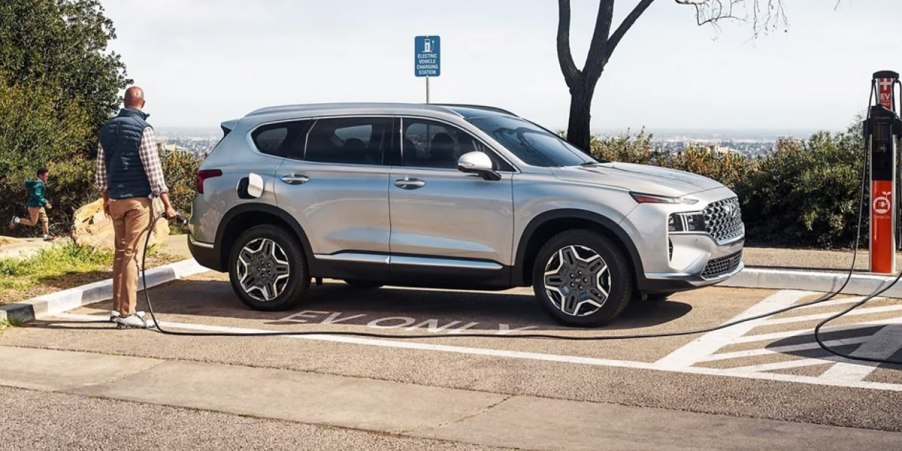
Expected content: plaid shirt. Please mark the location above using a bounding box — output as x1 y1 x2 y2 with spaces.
95 127 169 197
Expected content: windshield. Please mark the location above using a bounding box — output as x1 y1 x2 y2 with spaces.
467 115 592 167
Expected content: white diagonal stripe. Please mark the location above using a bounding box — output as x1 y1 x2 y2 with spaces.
818 324 902 382
791 296 883 310
697 337 869 362
764 305 902 325
730 356 843 373
655 290 811 369
735 316 902 344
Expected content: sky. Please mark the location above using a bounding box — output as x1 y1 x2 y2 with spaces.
101 0 902 135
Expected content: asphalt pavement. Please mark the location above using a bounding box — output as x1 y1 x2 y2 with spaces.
2 271 901 449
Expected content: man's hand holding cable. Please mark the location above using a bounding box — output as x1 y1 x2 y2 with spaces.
160 192 177 220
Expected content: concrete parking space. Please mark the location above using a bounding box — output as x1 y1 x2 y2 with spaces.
2 270 902 447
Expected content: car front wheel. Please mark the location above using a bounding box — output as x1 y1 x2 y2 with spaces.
532 230 633 327
228 224 309 311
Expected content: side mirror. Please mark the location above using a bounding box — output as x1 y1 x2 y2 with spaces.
457 151 501 181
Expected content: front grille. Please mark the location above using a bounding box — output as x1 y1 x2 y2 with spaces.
704 197 744 244
701 251 742 279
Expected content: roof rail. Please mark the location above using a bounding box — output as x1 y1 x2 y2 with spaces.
433 104 518 117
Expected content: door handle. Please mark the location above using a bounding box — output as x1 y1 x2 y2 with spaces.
280 174 310 185
394 178 426 189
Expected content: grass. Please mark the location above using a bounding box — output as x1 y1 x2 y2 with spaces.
0 241 179 305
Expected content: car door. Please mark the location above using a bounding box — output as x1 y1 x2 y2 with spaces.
273 116 393 278
389 117 515 285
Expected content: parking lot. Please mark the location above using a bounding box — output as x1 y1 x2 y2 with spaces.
2 270 902 446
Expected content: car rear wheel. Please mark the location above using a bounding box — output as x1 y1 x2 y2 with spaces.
228 224 309 311
532 230 633 326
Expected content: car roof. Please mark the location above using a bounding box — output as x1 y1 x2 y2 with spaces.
244 103 517 120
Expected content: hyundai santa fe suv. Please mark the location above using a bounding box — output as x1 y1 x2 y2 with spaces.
187 103 744 326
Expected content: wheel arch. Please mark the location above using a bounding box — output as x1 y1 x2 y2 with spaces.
513 209 645 288
214 203 314 272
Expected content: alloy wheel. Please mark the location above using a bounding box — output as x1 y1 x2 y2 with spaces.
236 237 291 302
543 245 611 317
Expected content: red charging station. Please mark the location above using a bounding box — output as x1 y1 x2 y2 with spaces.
866 70 902 273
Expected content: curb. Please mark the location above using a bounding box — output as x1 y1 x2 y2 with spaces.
721 267 902 297
0 259 208 323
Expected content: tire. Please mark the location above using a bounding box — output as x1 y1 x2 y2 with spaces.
532 229 633 327
228 224 309 311
343 279 383 290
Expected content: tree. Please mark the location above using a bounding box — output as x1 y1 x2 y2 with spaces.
0 0 129 148
0 0 129 232
557 0 787 153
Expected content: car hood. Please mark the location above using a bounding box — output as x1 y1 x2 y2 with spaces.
553 162 724 197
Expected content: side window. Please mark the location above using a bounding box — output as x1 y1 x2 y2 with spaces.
251 120 313 159
401 119 511 171
305 117 392 165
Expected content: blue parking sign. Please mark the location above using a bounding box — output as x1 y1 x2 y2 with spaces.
415 36 440 77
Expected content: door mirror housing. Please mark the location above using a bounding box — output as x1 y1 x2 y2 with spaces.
457 151 501 181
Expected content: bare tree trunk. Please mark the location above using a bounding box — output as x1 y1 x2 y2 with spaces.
566 79 595 153
556 0 655 155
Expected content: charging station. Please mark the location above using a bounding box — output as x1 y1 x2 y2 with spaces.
865 71 902 274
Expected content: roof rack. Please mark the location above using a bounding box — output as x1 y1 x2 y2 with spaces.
433 104 518 117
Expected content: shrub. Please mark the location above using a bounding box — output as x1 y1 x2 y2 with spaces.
734 127 865 247
159 147 202 232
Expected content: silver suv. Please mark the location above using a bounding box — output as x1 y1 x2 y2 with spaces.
188 103 744 326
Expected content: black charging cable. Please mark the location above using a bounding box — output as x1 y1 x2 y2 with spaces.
140 217 863 341
811 79 902 366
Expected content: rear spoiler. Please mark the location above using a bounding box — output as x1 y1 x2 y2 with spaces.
220 119 239 136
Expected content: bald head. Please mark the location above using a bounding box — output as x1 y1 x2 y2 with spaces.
124 86 145 110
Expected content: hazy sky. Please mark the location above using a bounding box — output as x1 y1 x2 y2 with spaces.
101 0 902 133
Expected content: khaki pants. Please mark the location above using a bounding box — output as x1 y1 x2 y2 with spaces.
18 207 49 235
109 197 151 315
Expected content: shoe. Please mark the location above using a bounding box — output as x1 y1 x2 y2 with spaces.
116 313 149 329
43 234 56 242
8 216 16 231
109 310 121 322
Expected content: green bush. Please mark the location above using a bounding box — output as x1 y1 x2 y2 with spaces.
159 147 202 232
734 128 865 247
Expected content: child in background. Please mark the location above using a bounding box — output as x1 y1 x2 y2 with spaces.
8 167 55 241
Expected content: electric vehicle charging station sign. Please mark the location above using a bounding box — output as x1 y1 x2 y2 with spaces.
414 36 440 77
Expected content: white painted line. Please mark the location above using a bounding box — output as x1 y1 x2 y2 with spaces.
818 324 902 382
733 317 902 344
763 305 902 326
729 356 841 373
697 337 870 362
791 296 883 310
654 290 809 369
53 312 902 393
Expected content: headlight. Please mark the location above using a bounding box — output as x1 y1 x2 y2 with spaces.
669 212 706 233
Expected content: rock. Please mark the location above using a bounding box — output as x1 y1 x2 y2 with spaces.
72 198 170 250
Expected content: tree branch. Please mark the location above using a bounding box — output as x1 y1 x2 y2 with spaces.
556 0 580 88
583 0 615 80
599 0 656 69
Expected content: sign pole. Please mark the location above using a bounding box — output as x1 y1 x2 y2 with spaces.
415 35 440 103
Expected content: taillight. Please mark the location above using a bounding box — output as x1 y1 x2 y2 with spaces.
196 169 222 194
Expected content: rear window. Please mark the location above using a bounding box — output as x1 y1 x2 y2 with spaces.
251 120 313 158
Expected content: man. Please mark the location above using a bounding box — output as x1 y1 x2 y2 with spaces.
8 167 55 241
96 86 177 329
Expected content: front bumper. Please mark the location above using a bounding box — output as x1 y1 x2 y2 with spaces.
642 235 745 292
